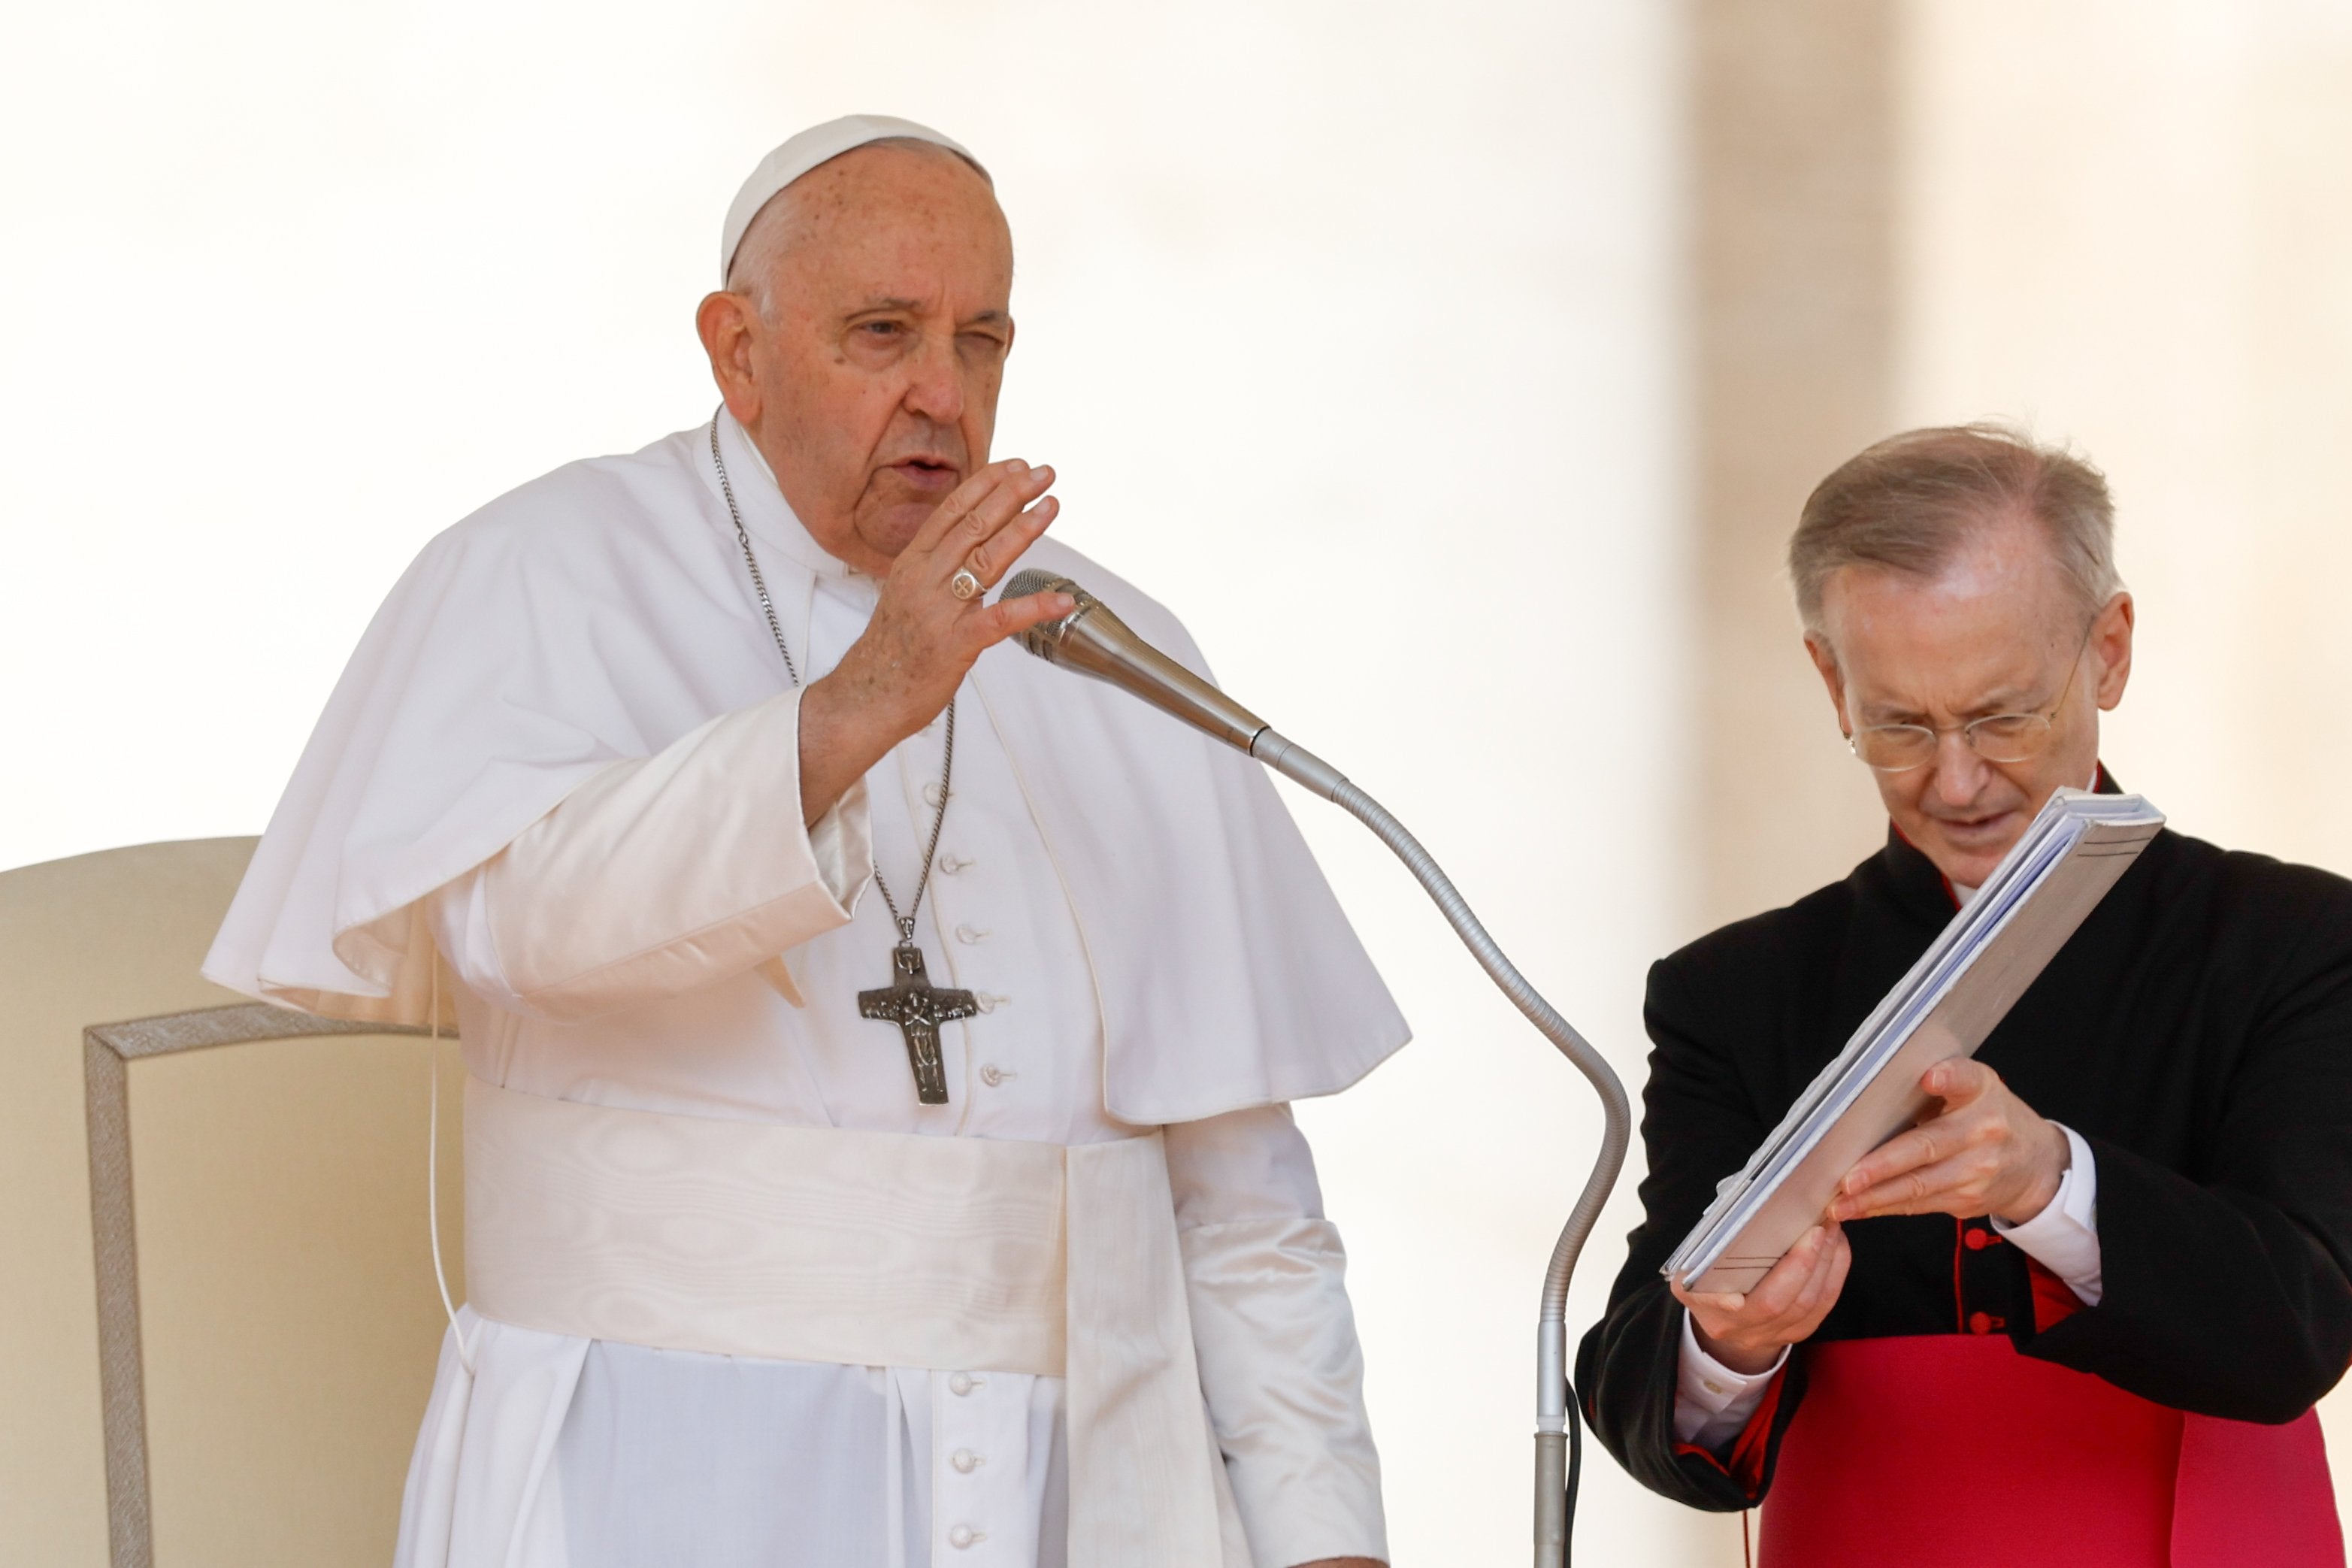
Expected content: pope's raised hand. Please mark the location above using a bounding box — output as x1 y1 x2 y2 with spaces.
798 460 1074 823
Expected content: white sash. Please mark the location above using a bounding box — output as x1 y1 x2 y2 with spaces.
461 1078 1243 1566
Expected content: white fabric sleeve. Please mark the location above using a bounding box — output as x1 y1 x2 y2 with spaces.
1991 1122 2103 1306
425 687 873 1022
1672 1313 1788 1449
1164 1106 1387 1568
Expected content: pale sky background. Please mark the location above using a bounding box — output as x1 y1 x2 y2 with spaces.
9 2 2352 1563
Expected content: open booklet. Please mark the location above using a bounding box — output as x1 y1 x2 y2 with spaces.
1663 787 2166 1295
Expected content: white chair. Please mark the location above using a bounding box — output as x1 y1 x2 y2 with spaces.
0 839 463 1568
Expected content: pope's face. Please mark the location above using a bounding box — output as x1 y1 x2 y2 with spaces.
1806 514 2134 889
718 145 1016 574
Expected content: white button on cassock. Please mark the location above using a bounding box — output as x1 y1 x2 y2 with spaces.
979 1064 1005 1087
952 1448 982 1473
956 924 987 944
948 1524 981 1549
923 782 947 807
948 1371 977 1396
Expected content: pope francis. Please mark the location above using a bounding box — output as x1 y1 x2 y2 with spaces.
204 116 1406 1568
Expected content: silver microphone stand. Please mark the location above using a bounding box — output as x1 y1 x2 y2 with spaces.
1005 571 1634 1566
1253 731 1632 1568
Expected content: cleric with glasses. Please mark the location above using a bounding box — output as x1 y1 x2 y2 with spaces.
1580 425 2352 1567
1842 626 2095 776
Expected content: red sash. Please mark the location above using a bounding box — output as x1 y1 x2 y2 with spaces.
1759 1335 2342 1566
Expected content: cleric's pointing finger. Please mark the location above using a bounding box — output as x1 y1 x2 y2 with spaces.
1839 1124 1939 1200
1923 1057 1993 1102
1834 1152 1982 1221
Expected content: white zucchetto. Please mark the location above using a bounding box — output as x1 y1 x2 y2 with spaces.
719 114 982 285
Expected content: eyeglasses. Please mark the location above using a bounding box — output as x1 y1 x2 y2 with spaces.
1845 634 2090 773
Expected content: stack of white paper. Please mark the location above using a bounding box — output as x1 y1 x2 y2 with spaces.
1664 788 2166 1294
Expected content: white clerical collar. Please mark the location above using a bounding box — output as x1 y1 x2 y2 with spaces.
709 409 857 581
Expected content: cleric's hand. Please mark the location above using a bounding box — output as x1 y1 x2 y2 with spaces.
1670 1221 1851 1377
798 459 1072 822
1829 1058 2069 1227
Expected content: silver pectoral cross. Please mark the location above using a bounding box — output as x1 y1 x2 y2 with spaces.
858 940 979 1106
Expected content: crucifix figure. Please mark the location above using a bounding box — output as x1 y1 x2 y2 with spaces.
858 937 979 1105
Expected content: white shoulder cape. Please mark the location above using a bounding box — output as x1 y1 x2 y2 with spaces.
204 422 1409 1124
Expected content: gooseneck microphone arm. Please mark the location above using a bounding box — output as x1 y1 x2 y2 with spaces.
1000 571 1632 1568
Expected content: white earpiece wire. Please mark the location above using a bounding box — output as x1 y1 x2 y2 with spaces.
426 960 475 1374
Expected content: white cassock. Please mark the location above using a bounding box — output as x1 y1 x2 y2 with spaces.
204 410 1411 1568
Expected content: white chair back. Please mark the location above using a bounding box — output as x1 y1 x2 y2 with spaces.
0 839 463 1568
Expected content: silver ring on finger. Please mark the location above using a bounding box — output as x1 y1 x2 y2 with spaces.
949 568 983 601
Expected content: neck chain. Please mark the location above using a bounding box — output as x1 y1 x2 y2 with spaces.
710 413 976 1104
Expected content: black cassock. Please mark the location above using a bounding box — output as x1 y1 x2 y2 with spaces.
1579 779 2352 1565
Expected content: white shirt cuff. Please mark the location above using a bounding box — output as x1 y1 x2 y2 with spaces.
1672 1312 1787 1448
1990 1122 2103 1306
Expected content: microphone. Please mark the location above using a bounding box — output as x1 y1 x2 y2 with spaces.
997 569 1345 799
997 565 1632 1568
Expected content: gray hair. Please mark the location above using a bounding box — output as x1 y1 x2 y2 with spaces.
724 137 994 318
1788 422 2123 634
